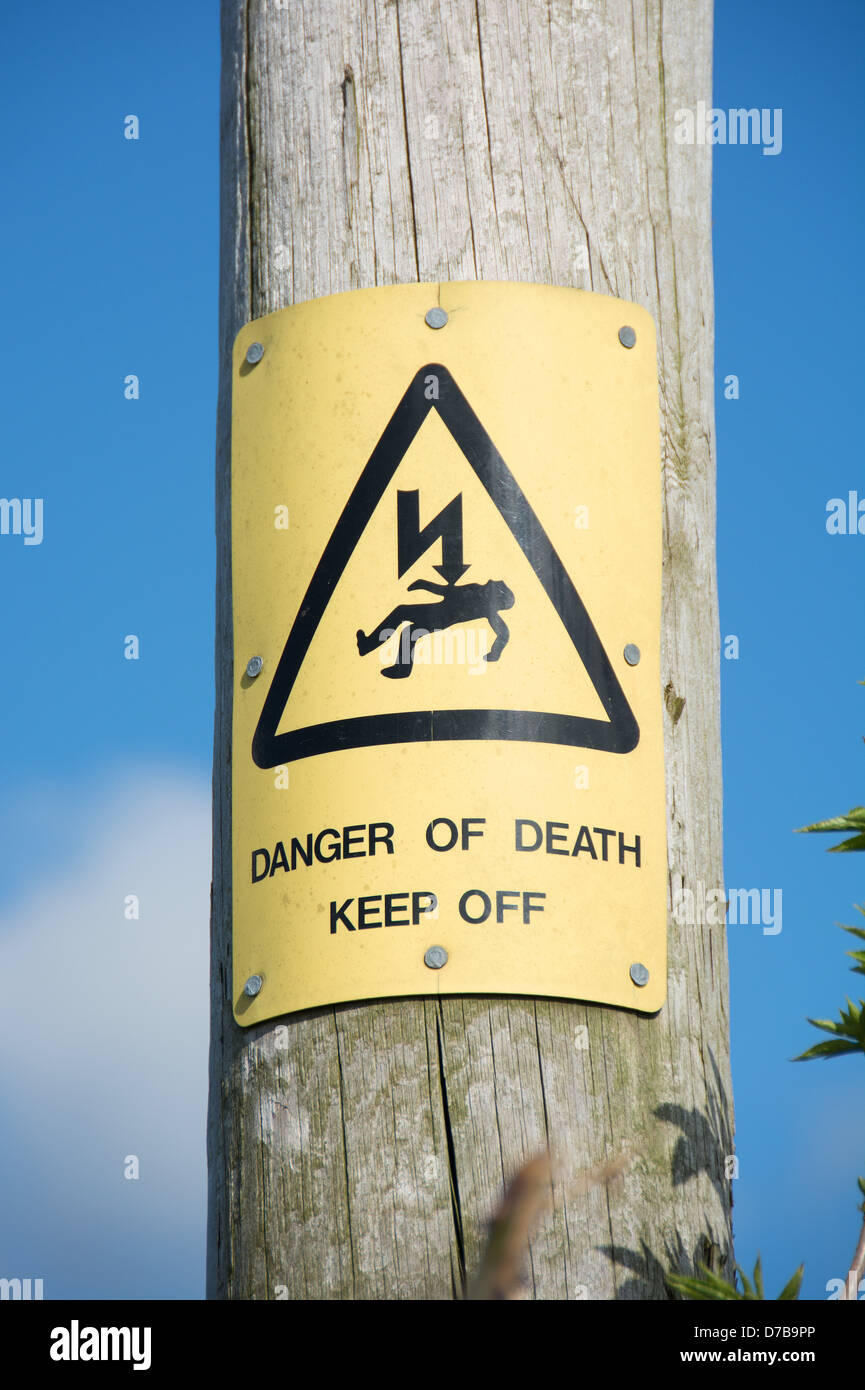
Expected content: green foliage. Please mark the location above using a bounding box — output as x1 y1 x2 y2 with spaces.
843 906 865 978
669 693 864 1302
794 812 865 1063
795 807 865 854
667 1255 803 1302
794 994 865 1061
791 910 865 1063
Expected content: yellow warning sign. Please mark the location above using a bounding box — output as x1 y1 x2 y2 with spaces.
231 281 666 1024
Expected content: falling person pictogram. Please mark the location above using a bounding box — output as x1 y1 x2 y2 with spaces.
356 576 516 679
250 366 640 768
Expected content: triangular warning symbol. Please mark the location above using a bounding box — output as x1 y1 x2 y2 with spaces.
252 364 639 768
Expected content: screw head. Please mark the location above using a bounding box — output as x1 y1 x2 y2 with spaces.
246 656 263 679
245 341 265 365
623 643 641 667
244 974 263 997
424 945 448 970
424 307 448 330
618 325 636 349
629 962 650 987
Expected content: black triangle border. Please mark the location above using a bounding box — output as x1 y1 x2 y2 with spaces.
251 363 639 768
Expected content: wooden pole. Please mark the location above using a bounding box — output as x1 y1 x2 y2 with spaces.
208 0 731 1300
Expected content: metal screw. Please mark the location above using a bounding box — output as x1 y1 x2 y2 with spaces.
424 307 448 330
618 326 636 349
623 643 641 666
246 656 263 679
244 974 263 997
424 945 448 970
245 341 265 365
629 962 650 987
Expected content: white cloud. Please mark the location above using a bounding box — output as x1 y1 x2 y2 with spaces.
0 767 211 1297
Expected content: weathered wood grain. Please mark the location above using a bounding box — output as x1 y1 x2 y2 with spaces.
208 0 732 1300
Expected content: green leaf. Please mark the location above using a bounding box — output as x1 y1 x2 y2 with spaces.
794 1038 863 1061
736 1263 755 1298
666 1271 744 1301
777 1265 805 1301
843 916 865 976
796 808 865 852
813 1001 862 1034
793 998 865 1060
846 903 865 928
795 807 865 835
755 1254 765 1300
846 950 865 978
667 1256 801 1302
829 834 865 853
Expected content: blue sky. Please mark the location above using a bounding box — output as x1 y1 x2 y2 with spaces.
714 0 864 1299
0 0 862 1301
